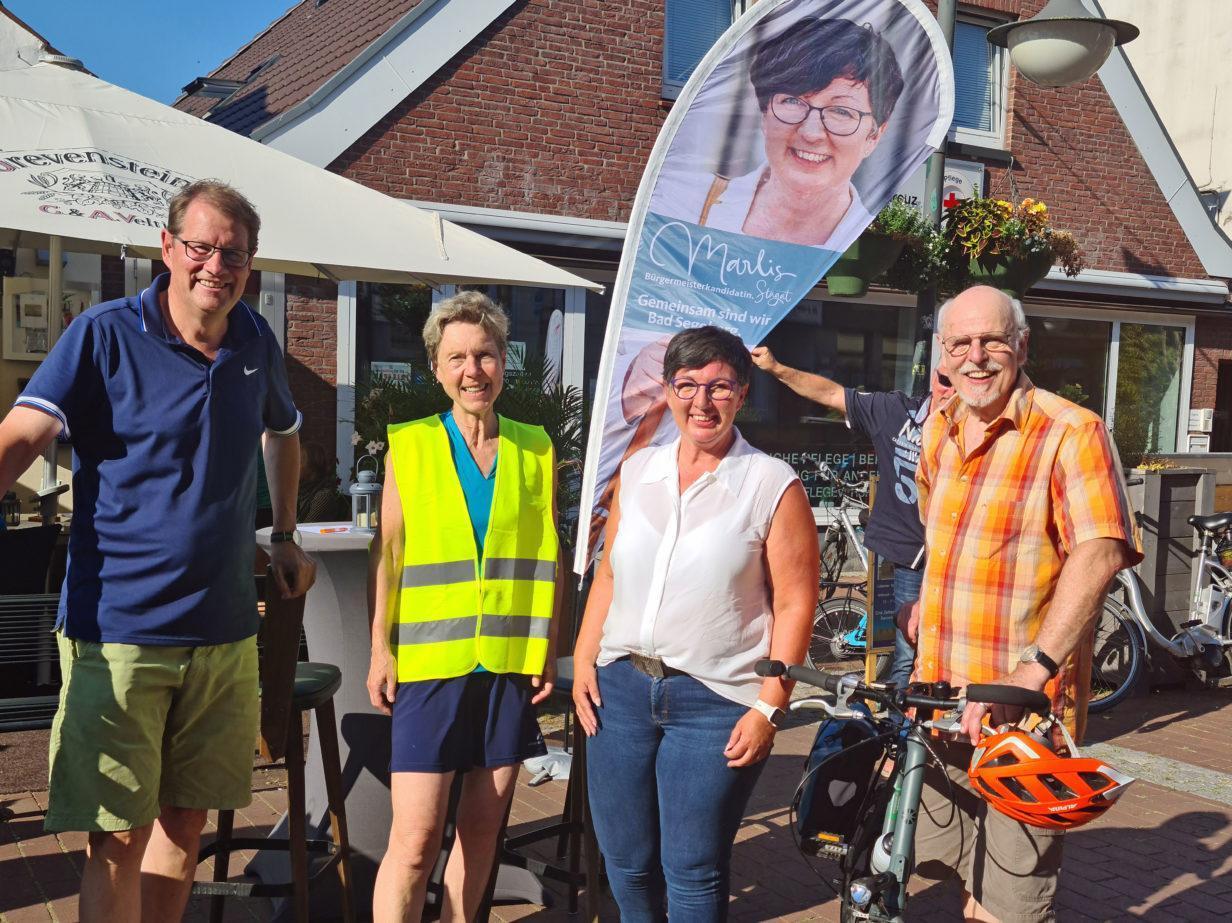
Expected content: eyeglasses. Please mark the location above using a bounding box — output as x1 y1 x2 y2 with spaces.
940 331 1018 358
769 94 873 137
668 378 739 402
173 236 253 269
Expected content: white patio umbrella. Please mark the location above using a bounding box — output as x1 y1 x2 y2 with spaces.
0 11 599 512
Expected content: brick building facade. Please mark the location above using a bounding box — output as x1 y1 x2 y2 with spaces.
164 0 1232 477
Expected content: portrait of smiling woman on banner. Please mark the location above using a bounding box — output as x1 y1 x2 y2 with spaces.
652 17 904 249
575 0 951 569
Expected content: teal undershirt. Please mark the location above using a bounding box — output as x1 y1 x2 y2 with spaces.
441 412 497 673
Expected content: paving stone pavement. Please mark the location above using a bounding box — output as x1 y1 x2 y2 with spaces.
2 685 1230 921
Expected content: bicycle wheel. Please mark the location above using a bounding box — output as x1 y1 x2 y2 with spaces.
1087 597 1144 713
808 596 891 679
820 530 847 588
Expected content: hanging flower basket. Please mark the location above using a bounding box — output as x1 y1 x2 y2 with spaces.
828 197 935 297
965 249 1056 299
825 232 905 297
942 197 1085 298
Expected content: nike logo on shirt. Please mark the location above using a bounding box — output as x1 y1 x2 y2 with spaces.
244 366 259 376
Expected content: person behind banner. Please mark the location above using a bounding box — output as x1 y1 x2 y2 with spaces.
572 326 819 920
652 17 904 249
749 345 953 687
366 291 562 922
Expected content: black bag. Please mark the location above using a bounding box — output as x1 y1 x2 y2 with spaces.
794 704 887 857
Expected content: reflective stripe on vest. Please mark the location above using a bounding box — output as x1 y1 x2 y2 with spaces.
387 414 557 681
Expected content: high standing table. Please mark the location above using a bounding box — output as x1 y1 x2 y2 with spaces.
250 525 387 915
249 524 550 918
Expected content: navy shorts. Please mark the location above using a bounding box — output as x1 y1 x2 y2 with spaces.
390 671 547 773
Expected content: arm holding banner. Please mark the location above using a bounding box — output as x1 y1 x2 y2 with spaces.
750 345 847 415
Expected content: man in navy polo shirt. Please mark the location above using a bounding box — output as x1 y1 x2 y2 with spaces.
750 345 951 687
0 180 315 921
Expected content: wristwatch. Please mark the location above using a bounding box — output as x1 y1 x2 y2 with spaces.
752 698 786 728
269 530 301 546
1019 643 1060 678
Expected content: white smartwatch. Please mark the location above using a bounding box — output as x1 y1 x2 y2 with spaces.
752 698 786 728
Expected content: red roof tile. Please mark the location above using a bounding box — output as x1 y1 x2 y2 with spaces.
173 0 421 137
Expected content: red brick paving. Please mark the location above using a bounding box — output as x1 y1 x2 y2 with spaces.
2 685 1230 921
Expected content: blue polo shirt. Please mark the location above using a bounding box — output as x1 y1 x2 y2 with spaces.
15 273 300 645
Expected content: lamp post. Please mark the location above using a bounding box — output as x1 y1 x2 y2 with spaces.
909 0 1139 394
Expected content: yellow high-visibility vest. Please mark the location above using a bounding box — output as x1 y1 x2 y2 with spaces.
387 414 557 681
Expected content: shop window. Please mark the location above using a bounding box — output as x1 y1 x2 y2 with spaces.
951 18 1008 148
739 297 916 507
1113 323 1185 462
1024 316 1112 416
662 1 750 99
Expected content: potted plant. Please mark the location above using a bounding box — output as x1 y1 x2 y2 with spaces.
941 197 1085 298
825 197 935 297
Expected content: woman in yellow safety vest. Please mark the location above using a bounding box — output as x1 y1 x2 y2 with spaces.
367 291 560 922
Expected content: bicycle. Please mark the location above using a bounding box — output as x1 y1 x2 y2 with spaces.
1089 508 1232 712
755 659 1056 923
808 462 887 676
814 461 870 593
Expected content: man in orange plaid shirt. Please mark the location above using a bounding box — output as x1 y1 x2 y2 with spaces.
899 285 1140 923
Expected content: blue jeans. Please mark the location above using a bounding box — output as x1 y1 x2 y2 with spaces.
585 659 765 922
889 564 923 689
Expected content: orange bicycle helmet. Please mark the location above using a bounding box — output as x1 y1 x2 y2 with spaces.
969 724 1134 830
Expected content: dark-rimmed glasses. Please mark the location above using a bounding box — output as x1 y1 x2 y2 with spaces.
769 94 873 137
940 331 1018 358
173 236 253 269
669 378 739 402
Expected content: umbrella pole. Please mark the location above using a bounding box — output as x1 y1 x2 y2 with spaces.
38 235 67 523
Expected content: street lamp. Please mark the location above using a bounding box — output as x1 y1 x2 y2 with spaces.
988 0 1139 89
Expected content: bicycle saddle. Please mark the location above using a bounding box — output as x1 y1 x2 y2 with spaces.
1188 512 1232 533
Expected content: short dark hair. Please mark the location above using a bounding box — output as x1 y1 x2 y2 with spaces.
749 18 904 125
663 326 753 386
166 179 261 251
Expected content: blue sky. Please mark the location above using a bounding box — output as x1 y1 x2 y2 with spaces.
7 0 293 103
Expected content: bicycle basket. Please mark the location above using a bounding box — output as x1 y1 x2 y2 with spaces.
794 704 887 857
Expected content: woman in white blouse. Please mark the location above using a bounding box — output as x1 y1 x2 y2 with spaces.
572 325 819 921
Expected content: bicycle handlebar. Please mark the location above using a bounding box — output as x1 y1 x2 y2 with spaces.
966 683 1051 713
755 659 1051 715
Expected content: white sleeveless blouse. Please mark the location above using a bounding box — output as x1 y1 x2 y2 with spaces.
597 430 800 706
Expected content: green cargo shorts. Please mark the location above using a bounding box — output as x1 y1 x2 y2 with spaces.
45 633 259 832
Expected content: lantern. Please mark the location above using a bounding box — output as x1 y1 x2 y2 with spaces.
350 454 382 533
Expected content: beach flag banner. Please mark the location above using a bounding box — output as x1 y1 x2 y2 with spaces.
575 0 953 571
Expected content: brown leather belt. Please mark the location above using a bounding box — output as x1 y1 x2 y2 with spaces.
620 653 688 679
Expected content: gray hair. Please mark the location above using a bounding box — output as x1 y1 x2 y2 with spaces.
936 287 1027 344
422 290 509 365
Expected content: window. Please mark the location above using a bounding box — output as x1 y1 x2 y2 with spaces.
662 1 749 99
739 295 917 506
951 18 1008 147
1022 305 1193 468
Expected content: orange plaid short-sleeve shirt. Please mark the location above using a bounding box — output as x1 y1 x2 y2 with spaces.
915 376 1141 740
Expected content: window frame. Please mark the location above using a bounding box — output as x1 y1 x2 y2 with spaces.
660 0 751 100
949 12 1010 151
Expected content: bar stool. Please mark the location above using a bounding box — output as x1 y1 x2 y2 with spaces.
192 576 355 923
495 656 602 920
